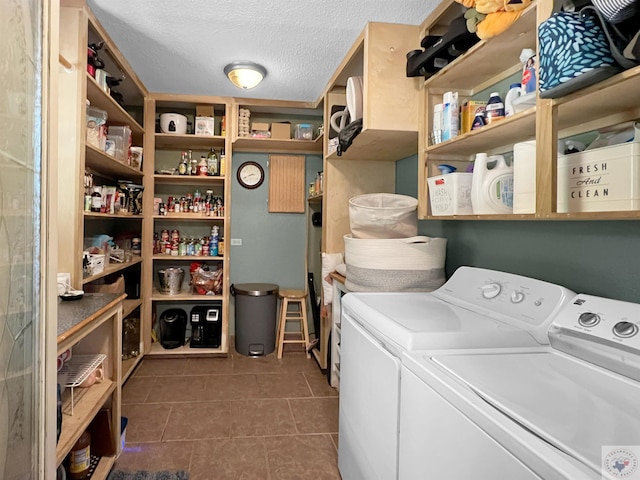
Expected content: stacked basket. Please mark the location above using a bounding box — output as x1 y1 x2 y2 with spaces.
344 193 447 292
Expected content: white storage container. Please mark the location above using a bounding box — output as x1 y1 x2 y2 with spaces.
427 173 473 216
349 193 418 239
557 141 640 213
513 141 536 214
344 234 447 292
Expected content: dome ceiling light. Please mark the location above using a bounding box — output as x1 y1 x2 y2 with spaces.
224 62 267 89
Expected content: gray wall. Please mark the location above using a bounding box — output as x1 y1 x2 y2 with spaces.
397 155 640 303
229 152 323 333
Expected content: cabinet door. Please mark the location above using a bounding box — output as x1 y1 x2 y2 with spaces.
268 155 306 213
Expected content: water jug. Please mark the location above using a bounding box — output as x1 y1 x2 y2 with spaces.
470 153 513 214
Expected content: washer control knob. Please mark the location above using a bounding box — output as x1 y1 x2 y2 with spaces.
482 283 502 299
613 321 638 338
578 312 601 328
511 291 525 304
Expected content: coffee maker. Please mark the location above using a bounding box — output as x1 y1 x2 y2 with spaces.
190 303 222 348
159 308 187 349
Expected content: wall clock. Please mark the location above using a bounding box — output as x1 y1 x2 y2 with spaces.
237 161 264 189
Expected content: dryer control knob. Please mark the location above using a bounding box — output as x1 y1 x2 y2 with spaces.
482 283 502 299
578 312 601 327
511 291 525 303
613 321 638 338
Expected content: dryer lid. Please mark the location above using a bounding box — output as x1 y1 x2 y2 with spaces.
432 351 640 476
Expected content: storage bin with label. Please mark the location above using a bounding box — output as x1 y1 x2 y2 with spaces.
427 172 473 216
557 141 640 212
294 123 314 140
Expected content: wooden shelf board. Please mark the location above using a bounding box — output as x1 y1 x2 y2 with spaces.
308 195 323 204
153 255 223 261
90 455 117 480
121 354 143 384
545 210 640 220
84 212 144 220
233 137 323 155
556 65 640 130
147 341 227 357
426 214 536 220
123 298 142 318
153 174 225 185
155 133 226 149
426 107 536 157
153 214 225 221
85 145 144 179
86 74 144 135
424 5 537 92
326 129 417 161
151 288 223 301
82 257 142 285
56 379 116 466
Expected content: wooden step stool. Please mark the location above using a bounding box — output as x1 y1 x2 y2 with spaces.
276 289 310 359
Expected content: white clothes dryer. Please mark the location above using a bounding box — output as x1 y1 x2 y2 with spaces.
399 294 640 480
338 266 575 480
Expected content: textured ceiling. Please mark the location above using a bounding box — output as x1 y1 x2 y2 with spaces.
86 0 439 102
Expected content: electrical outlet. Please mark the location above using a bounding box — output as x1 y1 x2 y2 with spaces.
230 238 242 246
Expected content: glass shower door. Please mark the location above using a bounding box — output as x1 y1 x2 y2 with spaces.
0 0 44 478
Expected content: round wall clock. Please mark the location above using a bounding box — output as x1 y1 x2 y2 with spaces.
237 161 264 189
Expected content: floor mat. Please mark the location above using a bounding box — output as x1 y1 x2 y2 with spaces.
107 471 189 480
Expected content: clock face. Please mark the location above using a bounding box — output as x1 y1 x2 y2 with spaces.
237 161 264 189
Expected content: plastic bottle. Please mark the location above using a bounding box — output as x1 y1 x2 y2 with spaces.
68 429 91 479
178 151 189 175
442 91 459 141
470 153 513 214
520 48 537 95
504 83 522 117
198 156 208 176
484 92 505 124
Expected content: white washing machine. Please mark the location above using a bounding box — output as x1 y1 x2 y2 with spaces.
338 266 575 480
400 294 640 480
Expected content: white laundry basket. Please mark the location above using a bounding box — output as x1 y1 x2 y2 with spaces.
344 235 447 292
349 193 418 239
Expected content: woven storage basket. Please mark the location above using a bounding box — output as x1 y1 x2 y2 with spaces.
344 235 447 292
349 193 418 239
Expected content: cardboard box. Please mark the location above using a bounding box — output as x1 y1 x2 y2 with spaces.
196 104 214 117
427 173 473 216
251 122 270 132
461 101 487 134
557 141 640 213
195 116 215 136
271 122 291 139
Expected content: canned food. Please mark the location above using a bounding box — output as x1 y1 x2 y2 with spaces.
161 229 169 242
171 229 180 242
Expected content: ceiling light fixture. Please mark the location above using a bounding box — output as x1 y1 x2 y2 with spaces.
224 62 267 89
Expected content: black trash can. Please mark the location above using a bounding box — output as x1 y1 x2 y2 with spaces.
232 283 279 356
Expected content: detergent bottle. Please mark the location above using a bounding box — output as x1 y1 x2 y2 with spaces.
470 153 514 214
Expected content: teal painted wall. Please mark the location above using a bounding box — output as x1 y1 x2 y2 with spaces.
397 155 640 303
228 152 323 333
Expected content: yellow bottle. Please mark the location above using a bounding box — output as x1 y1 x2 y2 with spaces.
219 148 226 176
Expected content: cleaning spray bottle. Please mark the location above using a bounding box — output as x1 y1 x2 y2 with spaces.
470 153 514 214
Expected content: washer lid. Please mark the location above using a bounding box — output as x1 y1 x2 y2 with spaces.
342 292 542 352
432 351 640 475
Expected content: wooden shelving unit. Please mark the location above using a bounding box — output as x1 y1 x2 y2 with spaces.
233 136 323 155
418 0 640 221
82 256 143 285
151 288 223 302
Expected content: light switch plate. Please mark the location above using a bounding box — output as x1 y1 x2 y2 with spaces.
230 238 242 246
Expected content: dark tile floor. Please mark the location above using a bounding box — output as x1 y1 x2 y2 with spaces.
115 344 340 479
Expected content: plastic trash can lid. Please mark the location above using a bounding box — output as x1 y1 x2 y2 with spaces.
232 283 279 296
